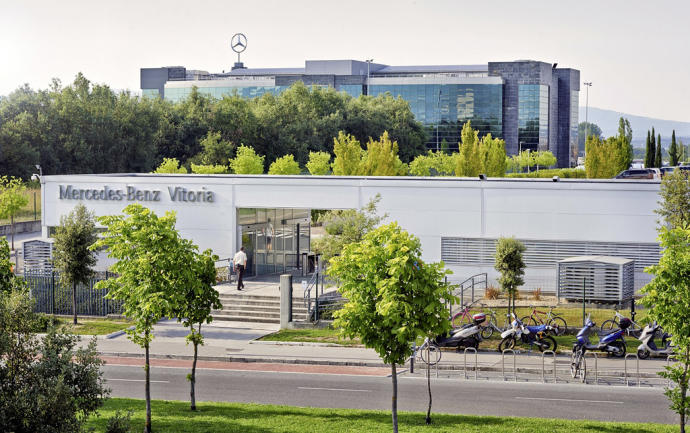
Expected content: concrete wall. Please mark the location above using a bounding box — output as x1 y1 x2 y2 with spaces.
41 174 661 290
0 220 41 236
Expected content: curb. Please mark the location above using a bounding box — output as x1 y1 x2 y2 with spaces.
105 326 135 339
249 339 363 348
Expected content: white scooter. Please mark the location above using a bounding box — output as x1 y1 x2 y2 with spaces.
636 321 673 359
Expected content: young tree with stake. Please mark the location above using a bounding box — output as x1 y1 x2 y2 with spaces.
329 222 455 432
494 237 526 316
52 204 98 325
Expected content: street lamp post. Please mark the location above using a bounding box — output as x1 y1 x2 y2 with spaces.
365 59 373 96
583 82 592 161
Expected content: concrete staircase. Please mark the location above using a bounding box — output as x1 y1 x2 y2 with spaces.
212 293 309 324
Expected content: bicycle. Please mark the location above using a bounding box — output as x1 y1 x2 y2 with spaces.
520 305 568 336
416 338 441 366
450 300 483 328
570 346 587 382
601 310 642 337
480 308 512 339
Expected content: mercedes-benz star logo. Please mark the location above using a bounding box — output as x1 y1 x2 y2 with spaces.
231 33 247 53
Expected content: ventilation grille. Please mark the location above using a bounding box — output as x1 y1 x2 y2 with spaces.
558 261 635 302
441 237 660 272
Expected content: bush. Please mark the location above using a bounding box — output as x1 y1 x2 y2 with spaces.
32 313 60 332
484 286 501 300
506 168 586 179
105 410 133 433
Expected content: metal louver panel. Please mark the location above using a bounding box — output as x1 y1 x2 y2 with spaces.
441 237 659 272
23 240 53 272
557 260 635 302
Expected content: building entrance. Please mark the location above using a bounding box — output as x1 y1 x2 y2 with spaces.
238 208 311 276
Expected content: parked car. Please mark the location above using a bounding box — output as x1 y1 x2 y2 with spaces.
660 167 676 177
614 169 654 179
678 165 690 173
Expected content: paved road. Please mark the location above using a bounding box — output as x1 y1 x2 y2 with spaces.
102 362 675 424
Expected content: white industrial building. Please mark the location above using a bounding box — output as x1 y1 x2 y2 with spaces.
40 174 661 293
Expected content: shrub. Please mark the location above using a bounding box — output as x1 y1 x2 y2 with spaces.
531 288 542 301
506 168 586 179
484 286 501 300
105 410 133 433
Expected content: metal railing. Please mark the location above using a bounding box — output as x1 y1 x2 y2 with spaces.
463 347 478 380
451 273 487 311
541 350 557 383
501 349 517 382
624 353 640 387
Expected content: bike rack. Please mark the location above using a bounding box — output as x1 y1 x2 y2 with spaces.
463 347 478 380
624 353 640 387
501 349 517 382
541 350 556 383
584 352 598 384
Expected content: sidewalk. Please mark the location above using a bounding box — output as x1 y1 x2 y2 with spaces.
81 318 671 383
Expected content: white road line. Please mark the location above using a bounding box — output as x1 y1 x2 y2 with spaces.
298 386 371 392
108 378 170 383
514 396 624 404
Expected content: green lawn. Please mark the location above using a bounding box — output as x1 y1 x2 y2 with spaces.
84 398 673 433
0 187 41 225
43 317 131 335
260 328 362 346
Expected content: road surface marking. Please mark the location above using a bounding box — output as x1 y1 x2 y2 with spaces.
298 386 371 392
515 396 623 404
108 378 169 383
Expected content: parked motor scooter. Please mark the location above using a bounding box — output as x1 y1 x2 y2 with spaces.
637 321 673 359
432 313 486 350
573 314 629 357
498 314 557 352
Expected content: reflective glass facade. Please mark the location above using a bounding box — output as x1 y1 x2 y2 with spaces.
570 90 579 159
237 208 311 276
338 84 364 98
518 84 549 152
141 88 159 98
165 85 290 103
368 83 502 150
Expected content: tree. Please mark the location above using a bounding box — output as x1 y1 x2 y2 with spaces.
171 248 221 411
0 237 25 294
669 130 680 166
92 204 196 433
578 121 603 150
0 176 29 251
190 163 228 174
645 130 654 169
154 158 187 174
656 133 663 168
194 130 235 166
656 170 690 229
306 151 331 175
456 121 481 177
585 135 625 178
328 222 455 432
0 288 108 433
535 151 557 171
479 134 507 177
52 204 98 325
617 117 634 170
641 226 690 433
359 131 408 176
311 195 385 265
494 237 525 315
229 145 264 174
651 128 657 168
268 154 301 175
331 131 362 176
409 151 455 176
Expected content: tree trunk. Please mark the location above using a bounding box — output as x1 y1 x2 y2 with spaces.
190 323 201 411
681 350 689 433
391 363 398 433
72 282 77 325
145 334 152 433
426 345 432 424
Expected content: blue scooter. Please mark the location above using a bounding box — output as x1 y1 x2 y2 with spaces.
571 314 630 379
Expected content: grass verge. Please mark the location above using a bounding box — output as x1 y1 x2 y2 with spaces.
260 328 361 346
85 398 673 432
36 316 131 335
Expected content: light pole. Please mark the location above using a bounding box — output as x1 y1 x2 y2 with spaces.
583 82 592 161
365 59 373 96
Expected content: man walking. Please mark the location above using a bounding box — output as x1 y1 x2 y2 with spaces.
233 246 247 291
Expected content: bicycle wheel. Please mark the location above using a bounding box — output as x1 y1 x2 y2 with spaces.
601 319 617 332
451 312 469 328
498 336 516 352
548 316 568 336
520 316 538 326
570 349 587 382
537 335 557 352
420 343 441 365
481 317 495 339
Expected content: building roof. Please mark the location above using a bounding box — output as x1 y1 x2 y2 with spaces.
558 256 634 265
375 64 488 74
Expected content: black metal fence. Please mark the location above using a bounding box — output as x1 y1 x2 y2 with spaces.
22 270 122 316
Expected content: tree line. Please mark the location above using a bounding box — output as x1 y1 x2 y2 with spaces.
0 74 428 179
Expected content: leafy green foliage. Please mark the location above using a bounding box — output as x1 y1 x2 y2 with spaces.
306 151 331 175
359 132 408 176
0 175 29 250
506 167 586 179
656 133 663 168
52 203 98 324
331 132 363 176
578 121 602 151
0 289 108 433
229 145 264 174
311 195 385 265
268 154 301 175
456 121 481 177
105 410 133 433
669 130 680 166
0 237 25 294
154 158 187 174
408 151 455 176
190 163 228 174
478 133 507 176
641 227 690 432
494 237 525 309
656 169 690 230
194 131 234 166
328 222 455 432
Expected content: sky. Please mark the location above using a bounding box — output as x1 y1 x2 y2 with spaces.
1 0 688 122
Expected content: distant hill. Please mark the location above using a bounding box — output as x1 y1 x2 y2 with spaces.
579 107 690 146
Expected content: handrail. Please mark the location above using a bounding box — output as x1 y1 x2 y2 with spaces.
450 273 488 313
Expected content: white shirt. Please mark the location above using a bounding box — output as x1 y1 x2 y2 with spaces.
233 250 247 267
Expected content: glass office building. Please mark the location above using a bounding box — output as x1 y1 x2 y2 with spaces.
141 59 580 167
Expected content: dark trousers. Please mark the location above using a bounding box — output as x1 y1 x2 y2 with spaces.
236 264 245 289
